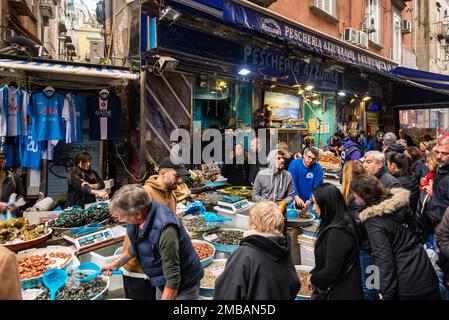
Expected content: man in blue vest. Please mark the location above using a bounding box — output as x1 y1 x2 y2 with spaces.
101 184 204 300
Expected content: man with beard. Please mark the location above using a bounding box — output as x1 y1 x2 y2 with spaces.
248 137 268 185
0 151 25 221
252 149 295 205
429 136 449 225
120 156 187 300
289 147 323 209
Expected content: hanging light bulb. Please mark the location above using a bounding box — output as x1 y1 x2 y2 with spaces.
298 88 304 95
313 96 320 105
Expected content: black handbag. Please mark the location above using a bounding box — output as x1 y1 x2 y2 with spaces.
311 257 357 300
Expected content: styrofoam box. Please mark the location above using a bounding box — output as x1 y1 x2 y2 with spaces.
24 210 63 224
78 242 124 291
300 244 315 260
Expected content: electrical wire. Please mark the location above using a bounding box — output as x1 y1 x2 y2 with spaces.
114 141 149 182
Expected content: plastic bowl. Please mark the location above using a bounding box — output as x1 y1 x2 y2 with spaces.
202 228 244 253
191 239 215 267
295 265 313 300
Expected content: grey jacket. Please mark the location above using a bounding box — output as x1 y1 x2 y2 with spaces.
252 149 295 205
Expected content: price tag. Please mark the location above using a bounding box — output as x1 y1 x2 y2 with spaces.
22 289 44 300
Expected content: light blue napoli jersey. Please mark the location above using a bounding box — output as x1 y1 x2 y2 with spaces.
63 92 86 143
30 91 65 141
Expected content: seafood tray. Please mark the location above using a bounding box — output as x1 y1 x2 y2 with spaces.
47 203 110 230
203 228 245 253
17 246 75 289
219 186 253 199
192 239 215 267
0 217 52 251
181 215 222 234
191 192 228 206
295 265 313 300
200 259 227 297
287 210 316 228
1 228 53 252
24 276 109 300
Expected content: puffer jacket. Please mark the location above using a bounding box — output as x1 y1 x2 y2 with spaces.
374 167 401 189
436 208 449 275
411 158 429 183
393 174 420 221
360 188 439 299
429 164 449 224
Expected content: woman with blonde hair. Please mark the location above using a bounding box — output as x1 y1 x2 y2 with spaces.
341 161 366 203
214 201 300 300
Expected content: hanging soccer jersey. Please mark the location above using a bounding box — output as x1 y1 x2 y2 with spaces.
19 125 41 170
5 137 20 168
63 92 86 144
41 140 59 161
88 92 121 141
30 91 65 141
0 86 9 137
7 86 28 137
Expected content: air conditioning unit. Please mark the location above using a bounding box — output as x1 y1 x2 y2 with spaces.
401 20 412 33
363 16 376 33
358 31 369 48
344 28 359 44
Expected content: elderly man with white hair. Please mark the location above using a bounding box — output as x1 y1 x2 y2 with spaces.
363 151 401 189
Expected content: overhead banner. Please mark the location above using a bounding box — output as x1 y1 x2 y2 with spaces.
223 0 397 73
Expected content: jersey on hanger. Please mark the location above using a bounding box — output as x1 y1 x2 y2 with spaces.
30 91 65 141
63 92 86 144
0 86 9 137
88 92 121 141
7 86 28 137
41 140 59 161
19 125 42 170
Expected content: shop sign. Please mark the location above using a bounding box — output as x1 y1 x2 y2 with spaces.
243 45 340 90
224 0 397 73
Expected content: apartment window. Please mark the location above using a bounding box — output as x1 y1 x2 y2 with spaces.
314 0 337 17
368 0 381 45
392 11 402 63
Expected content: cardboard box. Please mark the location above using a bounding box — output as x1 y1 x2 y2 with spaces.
24 210 63 224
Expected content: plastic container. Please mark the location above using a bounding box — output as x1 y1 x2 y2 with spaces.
78 242 124 291
203 228 245 254
295 265 313 300
191 239 215 267
90 277 110 300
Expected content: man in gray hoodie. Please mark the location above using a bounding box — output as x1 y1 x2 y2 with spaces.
252 149 295 205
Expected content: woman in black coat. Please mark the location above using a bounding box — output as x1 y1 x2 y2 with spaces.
221 143 250 186
350 174 440 300
308 183 364 300
214 201 300 300
386 152 420 219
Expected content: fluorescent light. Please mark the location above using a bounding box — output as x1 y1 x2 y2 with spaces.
305 85 314 91
292 84 301 88
312 99 320 105
238 68 251 76
210 91 216 94
362 96 371 101
338 91 346 97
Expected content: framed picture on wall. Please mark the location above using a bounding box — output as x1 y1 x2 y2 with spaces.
263 91 302 120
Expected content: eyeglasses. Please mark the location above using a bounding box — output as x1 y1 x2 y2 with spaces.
305 153 317 161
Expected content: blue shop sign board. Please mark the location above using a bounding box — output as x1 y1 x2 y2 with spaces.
223 0 397 73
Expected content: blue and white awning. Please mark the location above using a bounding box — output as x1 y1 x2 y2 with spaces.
0 58 139 81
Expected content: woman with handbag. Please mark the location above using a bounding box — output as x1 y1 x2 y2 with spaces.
350 174 440 300
308 183 364 300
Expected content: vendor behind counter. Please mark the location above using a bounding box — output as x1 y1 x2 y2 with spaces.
65 151 109 208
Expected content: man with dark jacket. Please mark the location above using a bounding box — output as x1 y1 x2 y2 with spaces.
248 137 268 185
435 208 449 299
429 136 449 224
399 129 415 147
341 130 363 169
0 151 25 220
214 201 300 300
363 151 401 189
383 132 405 156
102 184 204 300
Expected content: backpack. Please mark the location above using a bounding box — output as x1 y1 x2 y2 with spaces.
340 145 361 168
415 190 433 242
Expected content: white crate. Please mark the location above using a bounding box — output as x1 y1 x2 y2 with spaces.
79 242 124 291
24 210 63 224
